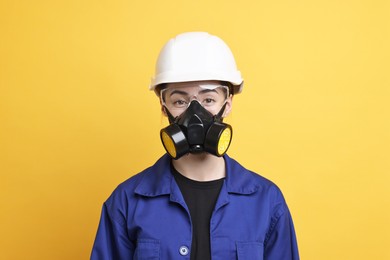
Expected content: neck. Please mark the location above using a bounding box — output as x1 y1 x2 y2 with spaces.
172 153 226 182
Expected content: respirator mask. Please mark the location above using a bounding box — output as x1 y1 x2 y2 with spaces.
159 84 233 160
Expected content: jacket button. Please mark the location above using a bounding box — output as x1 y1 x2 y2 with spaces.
179 246 189 256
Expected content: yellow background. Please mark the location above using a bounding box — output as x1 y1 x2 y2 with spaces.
1 0 389 259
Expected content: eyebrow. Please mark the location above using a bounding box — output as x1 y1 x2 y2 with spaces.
169 90 188 97
168 88 218 97
199 89 219 94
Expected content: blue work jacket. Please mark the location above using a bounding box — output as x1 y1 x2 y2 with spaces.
91 154 299 259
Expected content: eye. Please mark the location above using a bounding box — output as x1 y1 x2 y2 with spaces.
201 98 216 106
173 99 188 108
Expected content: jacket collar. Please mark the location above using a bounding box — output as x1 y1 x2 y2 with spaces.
134 154 260 197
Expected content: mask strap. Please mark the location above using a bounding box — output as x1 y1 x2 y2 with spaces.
164 106 177 123
215 102 227 120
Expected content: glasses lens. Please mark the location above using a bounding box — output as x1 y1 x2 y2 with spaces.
161 85 229 113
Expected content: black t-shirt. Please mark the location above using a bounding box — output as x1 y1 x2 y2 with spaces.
172 165 224 260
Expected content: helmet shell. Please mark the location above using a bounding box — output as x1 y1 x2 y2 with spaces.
150 32 244 94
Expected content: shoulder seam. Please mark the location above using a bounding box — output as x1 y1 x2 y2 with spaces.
264 203 287 246
104 200 128 227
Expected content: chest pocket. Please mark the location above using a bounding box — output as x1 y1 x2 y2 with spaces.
236 241 263 260
134 239 160 260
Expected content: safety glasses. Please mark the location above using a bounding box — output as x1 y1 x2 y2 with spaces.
160 84 229 113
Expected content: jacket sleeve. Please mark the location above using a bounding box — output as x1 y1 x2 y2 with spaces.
91 203 135 260
264 205 299 260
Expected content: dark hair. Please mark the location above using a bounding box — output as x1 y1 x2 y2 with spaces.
221 81 234 96
155 83 167 101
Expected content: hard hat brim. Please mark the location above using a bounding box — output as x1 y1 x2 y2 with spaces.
150 71 244 95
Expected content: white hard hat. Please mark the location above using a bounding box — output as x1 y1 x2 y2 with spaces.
150 32 244 94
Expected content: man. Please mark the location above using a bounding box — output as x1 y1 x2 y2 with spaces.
91 32 299 259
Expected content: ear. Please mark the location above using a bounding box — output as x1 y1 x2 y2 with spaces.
222 95 233 117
